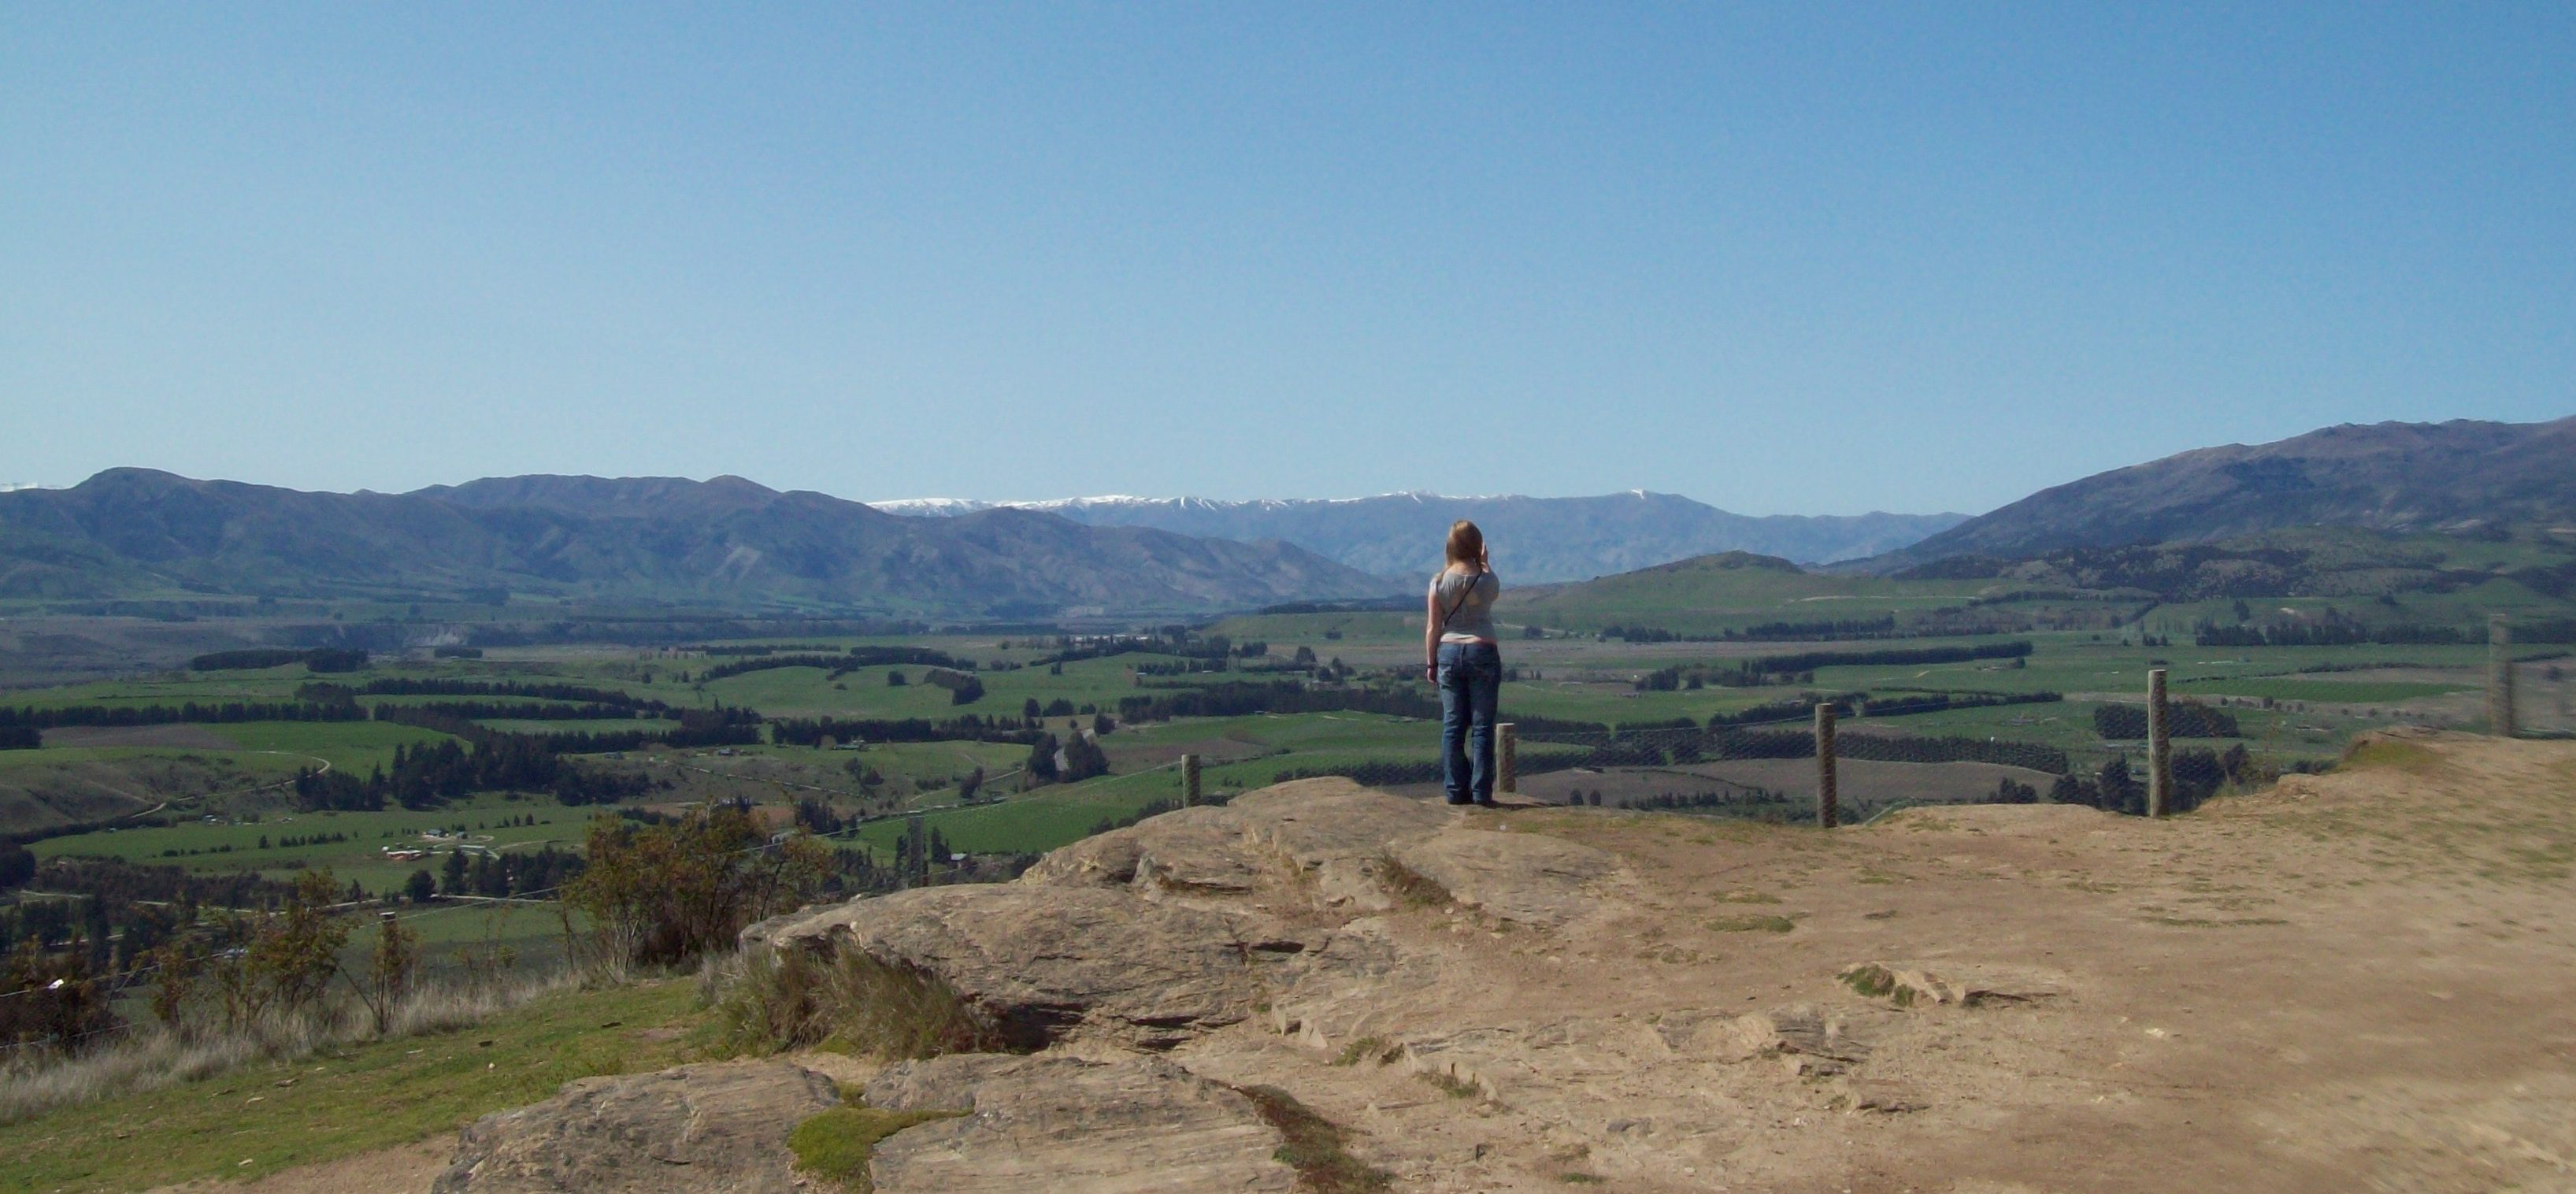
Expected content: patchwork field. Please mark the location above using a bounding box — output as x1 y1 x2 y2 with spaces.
3 566 2563 1027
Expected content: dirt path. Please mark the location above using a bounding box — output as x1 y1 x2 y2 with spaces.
1169 729 2576 1192
142 1140 447 1194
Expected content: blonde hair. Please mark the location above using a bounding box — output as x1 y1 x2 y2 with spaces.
1444 521 1485 570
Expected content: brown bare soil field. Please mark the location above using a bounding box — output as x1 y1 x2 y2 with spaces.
39 725 241 750
0 755 267 834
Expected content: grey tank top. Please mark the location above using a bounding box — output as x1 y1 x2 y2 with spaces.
1430 568 1502 643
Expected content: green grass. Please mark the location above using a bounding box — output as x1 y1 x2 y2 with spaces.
768 740 1028 792
695 654 1161 722
0 980 703 1193
848 777 1173 856
2174 678 2470 703
0 621 2519 910
788 1103 968 1192
32 792 582 894
0 721 455 782
476 718 684 735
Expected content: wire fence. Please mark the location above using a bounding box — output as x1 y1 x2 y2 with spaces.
1257 703 2084 825
2511 657 2573 738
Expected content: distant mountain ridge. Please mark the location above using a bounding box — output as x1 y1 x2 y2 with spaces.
872 491 1967 581
0 470 1395 617
1870 416 2576 572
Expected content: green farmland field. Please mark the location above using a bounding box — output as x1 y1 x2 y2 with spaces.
2172 677 2472 704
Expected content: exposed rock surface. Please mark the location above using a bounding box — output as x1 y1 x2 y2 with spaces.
751 778 1625 1051
861 1053 1298 1193
1386 826 1619 927
451 736 2576 1192
430 1060 838 1193
753 884 1281 1049
1839 959 2065 1008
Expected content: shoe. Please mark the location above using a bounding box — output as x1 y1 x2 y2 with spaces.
1473 799 1499 808
1445 799 1473 806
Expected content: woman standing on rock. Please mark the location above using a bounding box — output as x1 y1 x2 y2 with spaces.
1425 520 1503 807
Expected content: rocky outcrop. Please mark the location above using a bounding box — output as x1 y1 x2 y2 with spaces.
431 1060 839 1193
750 779 1629 1052
1839 960 2066 1009
443 739 2576 1193
749 884 1289 1050
1386 826 1620 928
861 1054 1299 1193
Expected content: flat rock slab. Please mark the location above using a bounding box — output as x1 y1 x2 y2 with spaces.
1024 778 1455 903
751 781 1622 1052
1388 827 1622 927
1225 778 1458 870
863 1053 1297 1194
431 1060 839 1194
762 884 1280 1049
1025 805 1270 895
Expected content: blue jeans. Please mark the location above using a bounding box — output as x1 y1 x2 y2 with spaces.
1437 641 1502 804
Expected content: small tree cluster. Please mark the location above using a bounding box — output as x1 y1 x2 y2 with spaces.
562 806 830 970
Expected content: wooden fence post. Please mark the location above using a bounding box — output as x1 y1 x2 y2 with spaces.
1497 723 1518 795
1814 703 1838 829
1182 753 1201 807
2147 668 2171 818
2489 615 2515 737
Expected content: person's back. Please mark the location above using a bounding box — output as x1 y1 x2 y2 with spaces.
1425 521 1503 806
1430 566 1501 645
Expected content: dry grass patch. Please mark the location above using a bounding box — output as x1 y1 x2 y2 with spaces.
1331 1036 1403 1067
1375 855 1453 908
2341 738 2441 775
0 980 701 1193
1418 1070 1481 1099
1235 1083 1393 1193
1705 914 1798 934
698 945 1006 1061
0 970 576 1127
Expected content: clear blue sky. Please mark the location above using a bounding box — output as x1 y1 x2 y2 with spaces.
4 4 2569 516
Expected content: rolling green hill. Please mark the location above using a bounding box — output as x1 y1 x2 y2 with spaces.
1876 416 2576 569
1498 530 2576 640
1498 551 1989 636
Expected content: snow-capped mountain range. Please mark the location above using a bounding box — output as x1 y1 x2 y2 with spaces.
868 491 1968 583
